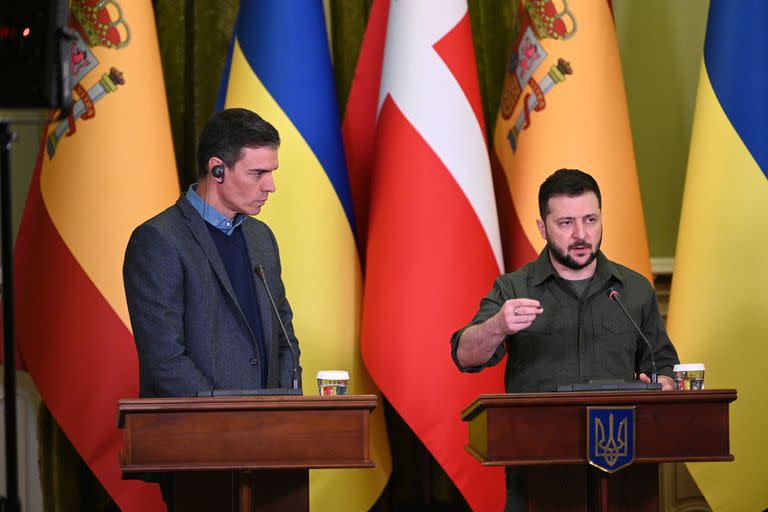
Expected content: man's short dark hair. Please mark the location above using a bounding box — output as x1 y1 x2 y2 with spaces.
538 168 602 219
197 108 281 177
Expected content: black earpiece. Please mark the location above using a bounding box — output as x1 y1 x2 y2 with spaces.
211 164 225 179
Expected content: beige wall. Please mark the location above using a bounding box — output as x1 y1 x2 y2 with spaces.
614 0 710 258
0 111 45 245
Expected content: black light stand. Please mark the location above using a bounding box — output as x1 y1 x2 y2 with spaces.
0 120 20 512
1 0 71 507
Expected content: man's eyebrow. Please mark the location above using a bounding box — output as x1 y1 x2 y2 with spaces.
554 213 597 221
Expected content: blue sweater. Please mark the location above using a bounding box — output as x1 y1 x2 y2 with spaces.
205 223 267 387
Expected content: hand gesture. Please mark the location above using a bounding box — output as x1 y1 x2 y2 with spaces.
496 299 544 335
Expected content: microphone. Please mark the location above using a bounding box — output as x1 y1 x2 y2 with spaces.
255 264 299 391
607 288 658 384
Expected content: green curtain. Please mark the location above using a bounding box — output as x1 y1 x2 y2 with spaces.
467 0 518 137
41 1 517 509
155 0 239 188
38 405 114 511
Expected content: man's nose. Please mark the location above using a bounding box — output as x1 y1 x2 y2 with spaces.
263 173 276 192
572 220 586 239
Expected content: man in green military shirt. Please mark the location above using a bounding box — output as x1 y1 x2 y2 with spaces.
452 168 678 389
451 168 678 510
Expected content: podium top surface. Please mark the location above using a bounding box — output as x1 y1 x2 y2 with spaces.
118 394 377 428
461 389 736 422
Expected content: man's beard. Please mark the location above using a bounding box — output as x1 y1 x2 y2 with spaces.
546 232 602 270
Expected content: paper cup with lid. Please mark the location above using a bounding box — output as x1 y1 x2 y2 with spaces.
317 370 349 396
673 363 705 390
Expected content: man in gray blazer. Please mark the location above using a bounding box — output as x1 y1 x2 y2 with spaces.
123 108 301 400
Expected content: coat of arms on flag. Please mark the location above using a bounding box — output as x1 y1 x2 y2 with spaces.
47 0 130 159
500 0 578 152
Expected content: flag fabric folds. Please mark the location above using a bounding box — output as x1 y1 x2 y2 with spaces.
492 0 652 279
217 2 391 510
343 1 506 509
14 0 176 509
667 1 768 510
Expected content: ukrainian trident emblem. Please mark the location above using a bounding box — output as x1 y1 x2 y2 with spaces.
587 407 635 473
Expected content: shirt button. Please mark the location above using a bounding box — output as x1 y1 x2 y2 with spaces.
250 357 259 366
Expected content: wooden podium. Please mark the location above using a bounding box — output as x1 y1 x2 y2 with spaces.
461 390 736 511
118 395 376 512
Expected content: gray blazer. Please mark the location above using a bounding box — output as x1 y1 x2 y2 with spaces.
123 196 301 397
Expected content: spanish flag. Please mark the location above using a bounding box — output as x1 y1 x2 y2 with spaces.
217 2 391 510
343 1 505 509
492 0 652 280
14 0 175 509
667 1 768 510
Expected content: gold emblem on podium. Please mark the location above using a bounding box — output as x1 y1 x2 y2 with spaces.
587 406 635 473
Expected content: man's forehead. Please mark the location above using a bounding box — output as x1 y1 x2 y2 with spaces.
237 145 279 167
547 192 600 215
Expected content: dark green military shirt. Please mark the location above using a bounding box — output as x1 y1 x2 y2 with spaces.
451 249 679 392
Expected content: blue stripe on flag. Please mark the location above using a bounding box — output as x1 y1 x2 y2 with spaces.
232 0 357 228
704 0 768 178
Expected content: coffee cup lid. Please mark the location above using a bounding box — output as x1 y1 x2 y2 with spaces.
317 370 349 380
673 363 705 371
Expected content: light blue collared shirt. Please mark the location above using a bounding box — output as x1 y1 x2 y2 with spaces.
185 184 246 236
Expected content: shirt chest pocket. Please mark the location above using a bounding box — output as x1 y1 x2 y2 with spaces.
596 317 638 370
512 314 568 366
524 316 567 335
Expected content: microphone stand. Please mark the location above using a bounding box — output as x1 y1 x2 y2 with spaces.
255 265 300 392
608 288 658 384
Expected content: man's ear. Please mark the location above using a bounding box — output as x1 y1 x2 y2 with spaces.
207 156 223 170
208 157 225 183
536 218 547 240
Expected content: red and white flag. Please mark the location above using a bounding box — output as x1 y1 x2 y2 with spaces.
343 1 506 509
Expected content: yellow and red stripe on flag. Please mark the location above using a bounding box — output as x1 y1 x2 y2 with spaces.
493 0 651 279
14 0 177 509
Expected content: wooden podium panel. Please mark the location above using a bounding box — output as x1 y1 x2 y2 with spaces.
118 395 376 512
462 390 735 512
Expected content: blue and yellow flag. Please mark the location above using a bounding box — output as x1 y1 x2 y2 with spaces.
217 2 391 510
667 1 768 510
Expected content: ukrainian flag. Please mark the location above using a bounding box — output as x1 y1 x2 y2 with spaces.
667 1 768 510
217 2 391 510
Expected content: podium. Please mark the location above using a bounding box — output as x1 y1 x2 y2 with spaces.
118 395 376 512
461 390 736 511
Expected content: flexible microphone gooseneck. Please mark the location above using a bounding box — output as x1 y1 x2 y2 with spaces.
608 288 657 384
255 264 299 390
